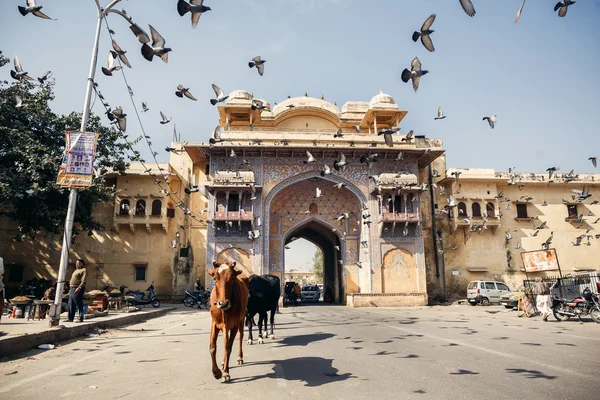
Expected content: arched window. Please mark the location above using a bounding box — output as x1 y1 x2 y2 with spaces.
135 200 146 217
241 191 253 212
216 192 226 212
486 202 496 218
119 199 130 216
228 193 240 212
457 202 467 217
393 195 403 214
472 202 482 218
151 200 162 216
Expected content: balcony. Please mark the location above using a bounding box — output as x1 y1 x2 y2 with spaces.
114 214 168 232
213 210 253 221
381 212 420 223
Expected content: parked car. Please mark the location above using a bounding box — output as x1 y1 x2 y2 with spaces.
499 285 524 309
301 285 320 303
467 280 512 305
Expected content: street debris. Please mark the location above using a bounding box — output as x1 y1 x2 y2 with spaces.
37 344 55 350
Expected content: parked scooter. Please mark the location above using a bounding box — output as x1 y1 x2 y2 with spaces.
125 281 160 308
552 288 600 323
183 289 210 309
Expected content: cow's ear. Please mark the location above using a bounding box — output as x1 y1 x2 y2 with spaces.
231 261 237 268
207 269 219 280
234 269 243 276
213 261 220 269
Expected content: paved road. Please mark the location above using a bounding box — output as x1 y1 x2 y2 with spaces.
1 304 599 399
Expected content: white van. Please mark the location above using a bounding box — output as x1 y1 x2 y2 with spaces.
467 280 512 305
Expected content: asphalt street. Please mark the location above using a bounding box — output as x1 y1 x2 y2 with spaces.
0 304 599 400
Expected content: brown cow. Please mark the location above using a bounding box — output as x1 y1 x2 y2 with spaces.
208 261 249 382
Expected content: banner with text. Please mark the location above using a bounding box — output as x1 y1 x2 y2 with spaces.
56 131 99 187
521 249 560 273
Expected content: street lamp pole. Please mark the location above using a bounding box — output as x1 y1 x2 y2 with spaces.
49 0 124 327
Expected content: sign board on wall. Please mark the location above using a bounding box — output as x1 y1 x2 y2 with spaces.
520 249 560 273
56 131 99 187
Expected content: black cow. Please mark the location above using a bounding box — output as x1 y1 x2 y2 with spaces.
246 274 280 344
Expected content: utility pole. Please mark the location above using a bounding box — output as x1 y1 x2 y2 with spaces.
50 0 133 326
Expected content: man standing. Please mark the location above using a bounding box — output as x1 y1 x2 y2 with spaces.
533 278 552 322
67 259 87 323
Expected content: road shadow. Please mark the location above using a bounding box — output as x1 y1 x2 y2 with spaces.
450 369 479 375
274 333 335 347
70 369 99 377
137 359 167 363
556 343 576 347
397 354 419 359
234 357 355 387
506 368 556 380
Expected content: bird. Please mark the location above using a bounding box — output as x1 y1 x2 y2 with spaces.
175 85 197 101
37 71 52 84
542 200 548 206
333 153 348 172
303 151 315 164
286 104 295 109
378 127 400 147
142 102 149 112
15 95 27 109
451 171 462 182
401 130 414 142
554 1 575 17
572 186 591 201
321 164 331 177
336 213 349 222
459 0 476 17
248 56 266 76
159 111 172 125
251 99 266 111
101 51 122 76
110 107 127 132
10 55 33 81
589 157 597 168
482 115 497 129
434 106 446 120
546 166 559 180
353 125 361 133
209 125 223 145
229 149 236 158
210 84 228 105
18 0 53 19
333 182 346 190
572 236 582 246
284 245 291 250
315 187 322 198
360 154 378 167
177 0 211 27
141 25 172 63
111 40 131 68
395 152 404 162
401 57 428 92
412 14 436 52
515 0 526 23
334 128 344 138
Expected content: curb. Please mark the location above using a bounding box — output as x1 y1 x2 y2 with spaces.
0 307 175 358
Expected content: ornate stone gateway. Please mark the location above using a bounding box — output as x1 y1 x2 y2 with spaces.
185 90 444 306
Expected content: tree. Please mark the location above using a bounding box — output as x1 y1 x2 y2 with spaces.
312 248 323 283
0 51 129 241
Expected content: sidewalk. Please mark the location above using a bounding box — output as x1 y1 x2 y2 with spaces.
0 305 179 358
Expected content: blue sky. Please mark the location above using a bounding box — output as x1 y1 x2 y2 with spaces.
1 1 599 175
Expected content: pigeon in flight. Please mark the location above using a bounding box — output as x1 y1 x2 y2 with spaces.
401 130 414 142
209 125 223 145
175 85 197 101
18 0 53 19
142 102 149 112
251 99 266 111
111 40 131 68
434 106 446 120
37 71 52 84
141 25 172 63
159 111 172 125
321 164 332 177
515 0 526 23
10 56 33 81
304 151 315 164
412 14 436 52
315 187 322 198
177 0 211 28
482 115 497 129
15 95 27 109
333 153 348 172
589 157 597 168
101 51 122 76
546 166 559 180
107 107 127 132
378 127 400 147
334 128 344 138
353 125 361 133
401 57 428 92
572 186 591 201
248 56 266 76
554 1 575 17
129 23 150 44
360 154 378 167
459 0 476 17
333 182 347 190
210 84 228 105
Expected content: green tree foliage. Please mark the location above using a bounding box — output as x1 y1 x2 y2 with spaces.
312 247 323 283
0 51 129 240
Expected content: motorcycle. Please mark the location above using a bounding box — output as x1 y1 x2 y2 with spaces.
552 288 600 323
125 281 160 308
183 290 210 309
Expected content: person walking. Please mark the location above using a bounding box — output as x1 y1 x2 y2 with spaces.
533 278 552 322
67 259 87 323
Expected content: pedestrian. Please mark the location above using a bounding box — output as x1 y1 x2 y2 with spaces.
67 259 87 323
0 256 5 322
533 278 552 321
